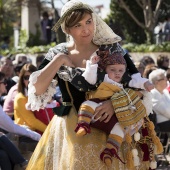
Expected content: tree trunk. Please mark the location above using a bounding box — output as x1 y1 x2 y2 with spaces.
144 30 154 44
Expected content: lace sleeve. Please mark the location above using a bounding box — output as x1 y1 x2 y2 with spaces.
26 70 57 111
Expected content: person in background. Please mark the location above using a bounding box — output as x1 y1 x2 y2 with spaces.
26 1 157 169
14 64 47 134
134 56 155 77
0 71 41 141
13 54 28 66
164 16 170 41
0 72 40 170
143 65 158 79
3 63 24 118
41 12 53 44
166 68 170 93
149 69 170 132
0 57 16 106
0 132 28 170
36 55 45 68
156 54 169 71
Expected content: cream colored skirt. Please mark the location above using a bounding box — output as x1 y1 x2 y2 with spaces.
26 108 149 170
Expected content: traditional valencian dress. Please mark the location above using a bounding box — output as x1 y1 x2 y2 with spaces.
26 43 162 170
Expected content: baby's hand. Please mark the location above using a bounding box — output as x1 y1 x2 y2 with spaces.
90 55 100 64
144 81 154 92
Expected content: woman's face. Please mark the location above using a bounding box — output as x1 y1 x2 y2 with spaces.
156 75 168 90
23 71 31 88
67 13 94 44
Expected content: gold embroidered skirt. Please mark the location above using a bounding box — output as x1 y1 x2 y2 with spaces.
26 108 149 170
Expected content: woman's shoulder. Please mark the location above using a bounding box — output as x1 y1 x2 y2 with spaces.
15 93 26 100
45 42 68 61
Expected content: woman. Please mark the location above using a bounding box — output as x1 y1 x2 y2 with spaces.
26 1 155 169
14 64 47 134
149 69 170 132
156 54 169 71
0 72 29 170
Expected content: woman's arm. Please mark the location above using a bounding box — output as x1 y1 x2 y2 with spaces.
34 53 74 95
0 107 41 141
14 95 47 133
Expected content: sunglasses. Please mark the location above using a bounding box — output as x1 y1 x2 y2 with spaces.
23 75 30 80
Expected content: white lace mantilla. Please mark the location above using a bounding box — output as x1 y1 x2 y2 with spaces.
26 70 57 111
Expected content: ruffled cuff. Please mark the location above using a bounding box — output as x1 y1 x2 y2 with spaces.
129 73 148 89
82 60 98 85
26 70 57 111
140 90 153 115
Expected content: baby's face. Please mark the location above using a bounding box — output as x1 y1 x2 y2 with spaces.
105 64 126 83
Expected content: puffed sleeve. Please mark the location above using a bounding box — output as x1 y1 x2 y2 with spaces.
26 43 67 111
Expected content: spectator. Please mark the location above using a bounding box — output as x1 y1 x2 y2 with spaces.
12 53 27 66
157 54 169 71
134 61 145 76
3 63 24 118
140 56 155 68
3 83 18 118
0 132 28 170
0 72 41 140
41 12 53 44
0 57 16 106
36 55 45 68
143 65 158 78
149 69 170 132
166 68 170 93
164 16 170 41
14 64 47 134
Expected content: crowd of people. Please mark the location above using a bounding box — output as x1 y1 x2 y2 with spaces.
0 0 169 170
0 53 61 169
154 16 170 44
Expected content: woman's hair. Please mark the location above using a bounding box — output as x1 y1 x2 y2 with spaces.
143 65 157 78
140 56 155 67
64 9 92 28
149 69 166 84
0 72 5 81
18 64 37 95
166 68 170 81
157 54 169 68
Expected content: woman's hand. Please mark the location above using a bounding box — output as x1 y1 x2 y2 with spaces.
53 53 75 67
94 100 114 123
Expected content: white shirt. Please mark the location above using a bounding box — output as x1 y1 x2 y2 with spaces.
151 88 170 123
0 105 41 141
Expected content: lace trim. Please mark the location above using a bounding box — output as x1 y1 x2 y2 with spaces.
57 66 83 82
27 70 57 111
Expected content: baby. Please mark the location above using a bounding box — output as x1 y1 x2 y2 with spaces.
74 51 154 166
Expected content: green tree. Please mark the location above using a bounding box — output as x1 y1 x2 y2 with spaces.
107 0 170 44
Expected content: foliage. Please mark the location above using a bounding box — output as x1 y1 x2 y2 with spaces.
0 0 21 44
107 0 170 44
0 42 57 56
19 29 28 48
26 23 45 47
0 42 170 57
122 42 170 52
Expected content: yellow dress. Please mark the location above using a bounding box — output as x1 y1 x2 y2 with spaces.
27 107 149 170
